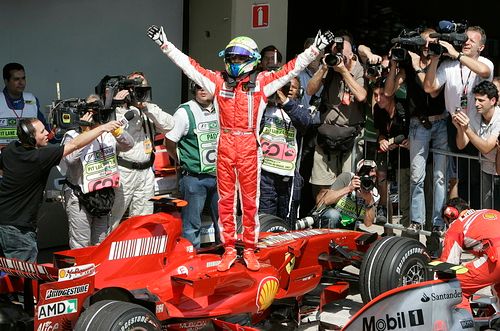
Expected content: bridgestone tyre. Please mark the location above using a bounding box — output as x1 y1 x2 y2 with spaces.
74 300 161 331
237 214 291 233
359 236 431 304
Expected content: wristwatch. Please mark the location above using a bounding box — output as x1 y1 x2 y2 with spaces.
456 52 464 62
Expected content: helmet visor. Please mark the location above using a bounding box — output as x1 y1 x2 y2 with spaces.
225 46 254 59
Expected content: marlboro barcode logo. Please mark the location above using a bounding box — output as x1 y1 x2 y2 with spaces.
0 257 57 281
259 229 338 247
109 235 168 260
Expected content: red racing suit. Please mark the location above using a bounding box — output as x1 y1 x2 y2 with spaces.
440 209 500 310
160 42 319 249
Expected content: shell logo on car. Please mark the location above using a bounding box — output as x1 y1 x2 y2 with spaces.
256 276 279 312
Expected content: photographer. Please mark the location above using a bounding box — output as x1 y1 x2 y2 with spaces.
307 31 367 199
109 72 175 230
315 159 379 229
424 25 493 209
0 117 122 262
61 95 134 249
385 28 449 232
372 78 410 227
259 77 312 227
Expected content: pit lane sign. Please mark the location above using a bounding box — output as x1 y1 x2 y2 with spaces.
252 4 269 29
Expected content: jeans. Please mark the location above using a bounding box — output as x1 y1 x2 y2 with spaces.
409 117 448 227
259 170 293 223
180 174 220 248
481 171 500 210
0 225 37 262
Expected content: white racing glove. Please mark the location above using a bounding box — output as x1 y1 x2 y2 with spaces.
314 30 334 51
147 25 168 47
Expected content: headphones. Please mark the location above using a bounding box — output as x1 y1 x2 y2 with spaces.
442 205 459 221
17 118 36 147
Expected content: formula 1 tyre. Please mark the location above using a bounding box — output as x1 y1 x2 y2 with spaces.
74 300 161 331
359 236 431 304
237 214 291 234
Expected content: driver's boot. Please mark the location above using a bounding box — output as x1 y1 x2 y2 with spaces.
243 248 260 271
217 246 237 272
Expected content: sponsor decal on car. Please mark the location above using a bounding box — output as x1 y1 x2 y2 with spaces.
156 303 164 314
420 289 462 302
362 309 424 331
37 299 78 320
206 260 221 268
460 319 474 329
37 321 59 331
256 276 279 312
58 264 95 281
177 266 188 275
109 235 168 260
45 284 90 300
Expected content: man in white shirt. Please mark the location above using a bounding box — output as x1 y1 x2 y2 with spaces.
453 80 500 209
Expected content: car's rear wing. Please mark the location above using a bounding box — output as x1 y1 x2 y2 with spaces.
0 257 58 282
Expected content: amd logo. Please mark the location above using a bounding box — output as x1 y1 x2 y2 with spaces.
362 309 424 331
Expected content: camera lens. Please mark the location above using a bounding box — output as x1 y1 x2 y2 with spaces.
324 53 342 67
391 48 408 62
360 175 375 191
428 43 444 56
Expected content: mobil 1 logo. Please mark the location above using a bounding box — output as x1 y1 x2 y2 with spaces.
363 309 424 331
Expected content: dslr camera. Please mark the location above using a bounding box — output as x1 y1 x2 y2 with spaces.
357 159 377 191
49 98 115 131
95 75 152 109
323 36 344 67
390 29 426 62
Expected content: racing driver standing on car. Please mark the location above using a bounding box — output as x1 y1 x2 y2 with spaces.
147 25 333 271
440 197 500 311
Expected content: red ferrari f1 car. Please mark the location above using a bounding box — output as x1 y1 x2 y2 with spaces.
0 199 434 330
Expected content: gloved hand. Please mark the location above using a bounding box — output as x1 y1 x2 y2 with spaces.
147 25 168 47
314 30 334 51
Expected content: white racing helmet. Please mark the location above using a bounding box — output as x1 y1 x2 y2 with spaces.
219 36 261 77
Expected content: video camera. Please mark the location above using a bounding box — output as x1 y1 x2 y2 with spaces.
428 20 468 56
49 98 115 131
95 75 152 109
390 29 426 62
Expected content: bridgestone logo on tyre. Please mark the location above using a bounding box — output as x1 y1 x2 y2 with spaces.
120 315 148 331
396 247 424 274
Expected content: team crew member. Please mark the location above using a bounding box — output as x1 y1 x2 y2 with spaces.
147 24 333 271
0 117 122 261
165 82 220 248
440 197 500 311
0 63 51 149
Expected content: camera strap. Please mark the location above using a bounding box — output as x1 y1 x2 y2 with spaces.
140 110 156 164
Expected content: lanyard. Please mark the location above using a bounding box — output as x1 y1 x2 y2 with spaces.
460 63 472 95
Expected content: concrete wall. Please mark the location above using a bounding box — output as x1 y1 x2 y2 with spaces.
189 0 288 73
0 0 184 115
231 0 288 60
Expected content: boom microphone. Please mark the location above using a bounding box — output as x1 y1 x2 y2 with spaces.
438 20 467 33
